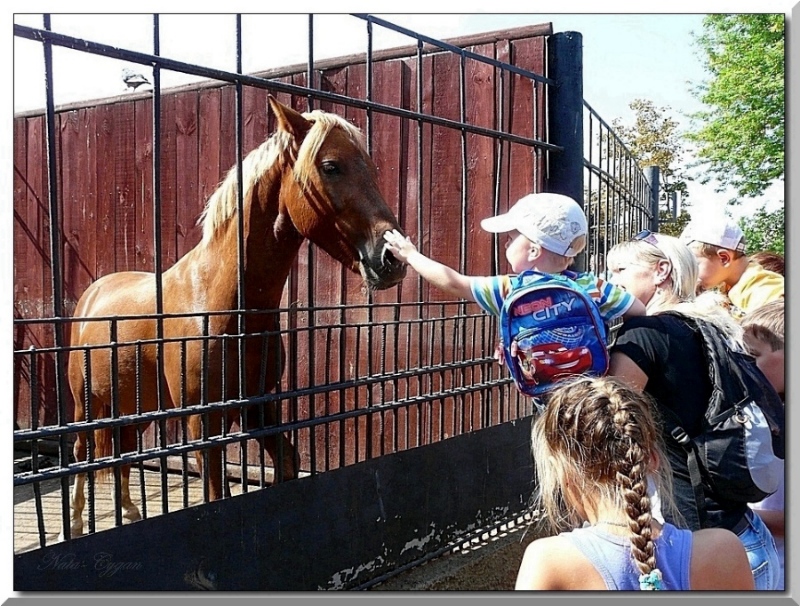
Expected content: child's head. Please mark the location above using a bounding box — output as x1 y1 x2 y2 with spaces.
680 216 747 291
741 300 785 398
532 376 673 579
480 193 587 273
751 250 785 276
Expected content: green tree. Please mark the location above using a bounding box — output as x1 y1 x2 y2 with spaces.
611 99 691 235
688 14 784 199
739 205 784 255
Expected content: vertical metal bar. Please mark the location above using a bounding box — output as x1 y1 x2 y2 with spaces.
41 13 71 541
28 349 46 547
180 338 189 508
84 346 96 534
457 50 468 440
415 39 425 449
234 14 247 496
307 14 315 112
150 13 169 516
135 341 147 520
201 315 210 503
305 13 318 475
546 31 584 270
109 321 122 528
644 165 661 232
365 17 375 460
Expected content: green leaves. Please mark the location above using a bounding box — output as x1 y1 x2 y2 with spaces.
688 14 784 199
739 205 784 255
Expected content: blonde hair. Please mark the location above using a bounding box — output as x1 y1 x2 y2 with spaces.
742 300 785 352
531 376 676 579
607 233 743 346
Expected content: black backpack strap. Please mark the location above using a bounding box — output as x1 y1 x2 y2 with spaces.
655 312 710 529
659 407 707 529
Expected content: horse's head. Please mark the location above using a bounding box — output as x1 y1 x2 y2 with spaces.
269 95 407 290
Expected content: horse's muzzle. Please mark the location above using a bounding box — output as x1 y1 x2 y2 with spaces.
358 239 407 290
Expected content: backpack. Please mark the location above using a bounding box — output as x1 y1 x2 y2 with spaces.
498 270 609 397
659 312 785 526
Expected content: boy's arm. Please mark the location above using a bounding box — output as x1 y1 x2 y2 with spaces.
622 297 646 319
384 230 476 302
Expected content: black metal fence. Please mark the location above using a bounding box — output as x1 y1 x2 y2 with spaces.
13 14 660 590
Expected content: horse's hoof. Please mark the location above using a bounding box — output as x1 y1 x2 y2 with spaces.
57 523 84 542
123 508 142 523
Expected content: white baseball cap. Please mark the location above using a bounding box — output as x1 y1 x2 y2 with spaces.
480 193 588 257
680 217 746 253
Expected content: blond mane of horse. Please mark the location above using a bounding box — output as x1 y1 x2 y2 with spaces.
198 109 368 246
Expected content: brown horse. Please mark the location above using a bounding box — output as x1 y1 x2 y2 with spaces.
64 95 406 538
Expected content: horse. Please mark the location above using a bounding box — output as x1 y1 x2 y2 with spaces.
63 95 407 538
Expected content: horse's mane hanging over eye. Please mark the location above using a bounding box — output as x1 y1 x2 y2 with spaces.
293 111 368 189
198 110 367 245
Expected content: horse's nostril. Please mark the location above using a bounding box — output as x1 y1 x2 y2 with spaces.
383 248 397 266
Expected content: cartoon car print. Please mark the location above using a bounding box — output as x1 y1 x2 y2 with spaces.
515 342 594 385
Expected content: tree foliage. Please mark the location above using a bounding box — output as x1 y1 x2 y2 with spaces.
612 99 689 203
688 14 784 199
739 205 784 255
611 99 691 232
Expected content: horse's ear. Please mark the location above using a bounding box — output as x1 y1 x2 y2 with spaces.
268 94 312 140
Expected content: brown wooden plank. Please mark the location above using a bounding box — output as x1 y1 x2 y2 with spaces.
174 90 200 261
507 39 537 205
60 108 96 315
219 85 237 180
95 104 117 282
152 93 173 270
134 97 155 272
113 101 137 273
197 87 222 248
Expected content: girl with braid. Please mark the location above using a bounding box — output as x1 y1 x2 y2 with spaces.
515 376 753 591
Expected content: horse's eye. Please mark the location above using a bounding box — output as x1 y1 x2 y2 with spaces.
321 161 340 176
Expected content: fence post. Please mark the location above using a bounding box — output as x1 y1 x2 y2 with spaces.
547 31 585 270
643 165 660 231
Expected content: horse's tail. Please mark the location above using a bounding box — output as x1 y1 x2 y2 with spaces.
92 425 114 481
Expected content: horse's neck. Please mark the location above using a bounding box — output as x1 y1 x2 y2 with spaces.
169 182 303 313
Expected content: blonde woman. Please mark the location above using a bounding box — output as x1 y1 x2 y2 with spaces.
515 376 752 591
605 230 779 590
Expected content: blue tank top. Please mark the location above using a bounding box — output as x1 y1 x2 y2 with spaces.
563 522 692 590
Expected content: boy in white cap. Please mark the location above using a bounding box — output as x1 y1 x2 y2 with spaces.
680 215 783 317
383 193 646 351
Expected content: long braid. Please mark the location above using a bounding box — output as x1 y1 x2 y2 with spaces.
531 376 670 590
608 394 657 578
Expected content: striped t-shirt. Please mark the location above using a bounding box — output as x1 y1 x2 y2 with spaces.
468 270 636 322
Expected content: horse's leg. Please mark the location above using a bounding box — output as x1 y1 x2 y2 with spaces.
116 425 141 524
253 403 297 483
58 434 87 540
188 411 229 501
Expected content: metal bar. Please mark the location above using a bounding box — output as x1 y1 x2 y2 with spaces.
40 13 71 542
